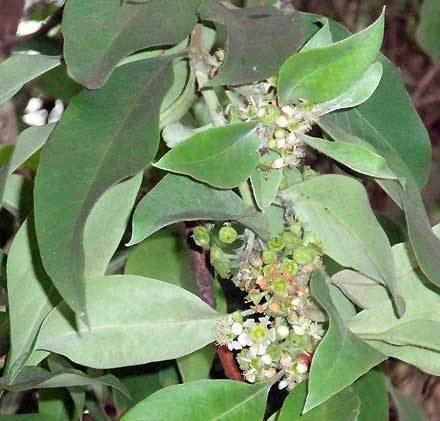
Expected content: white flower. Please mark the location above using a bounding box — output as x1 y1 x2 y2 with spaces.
261 354 273 365
272 158 285 169
232 322 243 336
293 325 305 336
296 362 309 374
238 333 252 347
257 108 267 118
276 137 286 148
281 105 295 116
276 325 290 339
275 115 289 128
278 379 289 390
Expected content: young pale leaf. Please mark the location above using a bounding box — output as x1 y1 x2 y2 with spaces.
0 54 60 105
199 1 304 86
6 176 142 377
155 122 260 189
416 0 440 62
35 275 224 368
250 167 283 211
312 62 383 116
0 124 55 205
278 382 360 421
305 271 385 412
300 134 398 180
34 58 173 318
354 370 388 421
62 0 200 88
318 18 431 187
280 174 403 315
0 366 129 396
278 10 384 104
121 379 270 421
301 19 333 51
129 174 268 245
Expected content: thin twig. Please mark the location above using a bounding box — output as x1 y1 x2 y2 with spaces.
414 64 440 105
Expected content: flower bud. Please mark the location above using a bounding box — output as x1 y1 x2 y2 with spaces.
193 226 210 249
293 246 316 265
274 128 287 139
281 258 298 275
213 259 230 279
272 278 288 296
261 354 273 365
272 157 285 169
262 250 278 264
219 225 238 244
268 235 285 251
275 115 289 128
276 325 290 339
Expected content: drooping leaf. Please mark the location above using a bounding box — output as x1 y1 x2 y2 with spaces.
278 10 384 103
0 54 60 105
301 19 333 51
35 275 224 368
62 0 200 88
312 62 383 116
34 58 173 317
0 366 129 396
6 175 143 376
122 379 270 421
199 1 304 86
416 0 440 62
278 382 360 421
155 122 260 189
280 174 403 314
129 174 269 245
251 167 283 211
300 134 399 180
353 370 388 421
0 124 55 205
304 270 385 412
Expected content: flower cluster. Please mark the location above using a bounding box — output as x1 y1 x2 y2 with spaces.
226 79 315 169
215 220 326 390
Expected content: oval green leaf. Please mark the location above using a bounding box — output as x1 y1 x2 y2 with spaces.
278 10 384 104
35 275 223 369
34 58 173 317
155 122 260 189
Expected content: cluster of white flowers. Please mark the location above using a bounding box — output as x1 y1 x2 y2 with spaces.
216 221 326 390
226 79 315 169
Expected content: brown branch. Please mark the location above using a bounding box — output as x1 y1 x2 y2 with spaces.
185 222 243 381
413 64 440 106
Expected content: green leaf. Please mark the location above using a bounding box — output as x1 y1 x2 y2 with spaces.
34 58 173 317
0 124 55 205
416 0 440 62
391 388 427 421
6 176 143 376
312 62 383 116
318 18 431 187
122 379 270 421
0 415 57 420
177 346 215 383
199 1 304 86
0 54 60 105
39 389 72 421
251 167 283 211
278 382 360 421
301 20 333 51
280 174 402 315
278 10 384 103
300 134 398 180
2 175 33 221
35 275 224 368
0 366 129 396
155 122 260 189
353 370 388 421
305 270 385 412
129 174 269 245
62 0 200 88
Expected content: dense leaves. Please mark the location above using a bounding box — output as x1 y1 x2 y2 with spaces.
62 0 200 88
34 58 172 317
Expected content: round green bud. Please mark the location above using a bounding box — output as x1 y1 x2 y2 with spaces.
268 343 282 360
210 245 225 262
267 138 277 149
268 235 286 251
250 357 263 370
193 226 210 249
263 250 278 264
281 258 298 275
262 263 278 278
219 225 238 244
231 311 243 323
293 246 316 265
289 222 303 236
303 165 318 180
282 231 302 250
272 278 288 295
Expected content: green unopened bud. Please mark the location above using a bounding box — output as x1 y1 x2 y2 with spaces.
219 225 238 244
289 222 303 236
251 325 267 342
263 250 278 264
193 226 210 249
283 231 302 250
268 235 286 251
272 278 288 295
293 246 316 265
274 128 287 139
250 357 263 370
261 107 280 126
263 263 278 278
268 343 282 359
231 311 243 323
281 258 298 275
